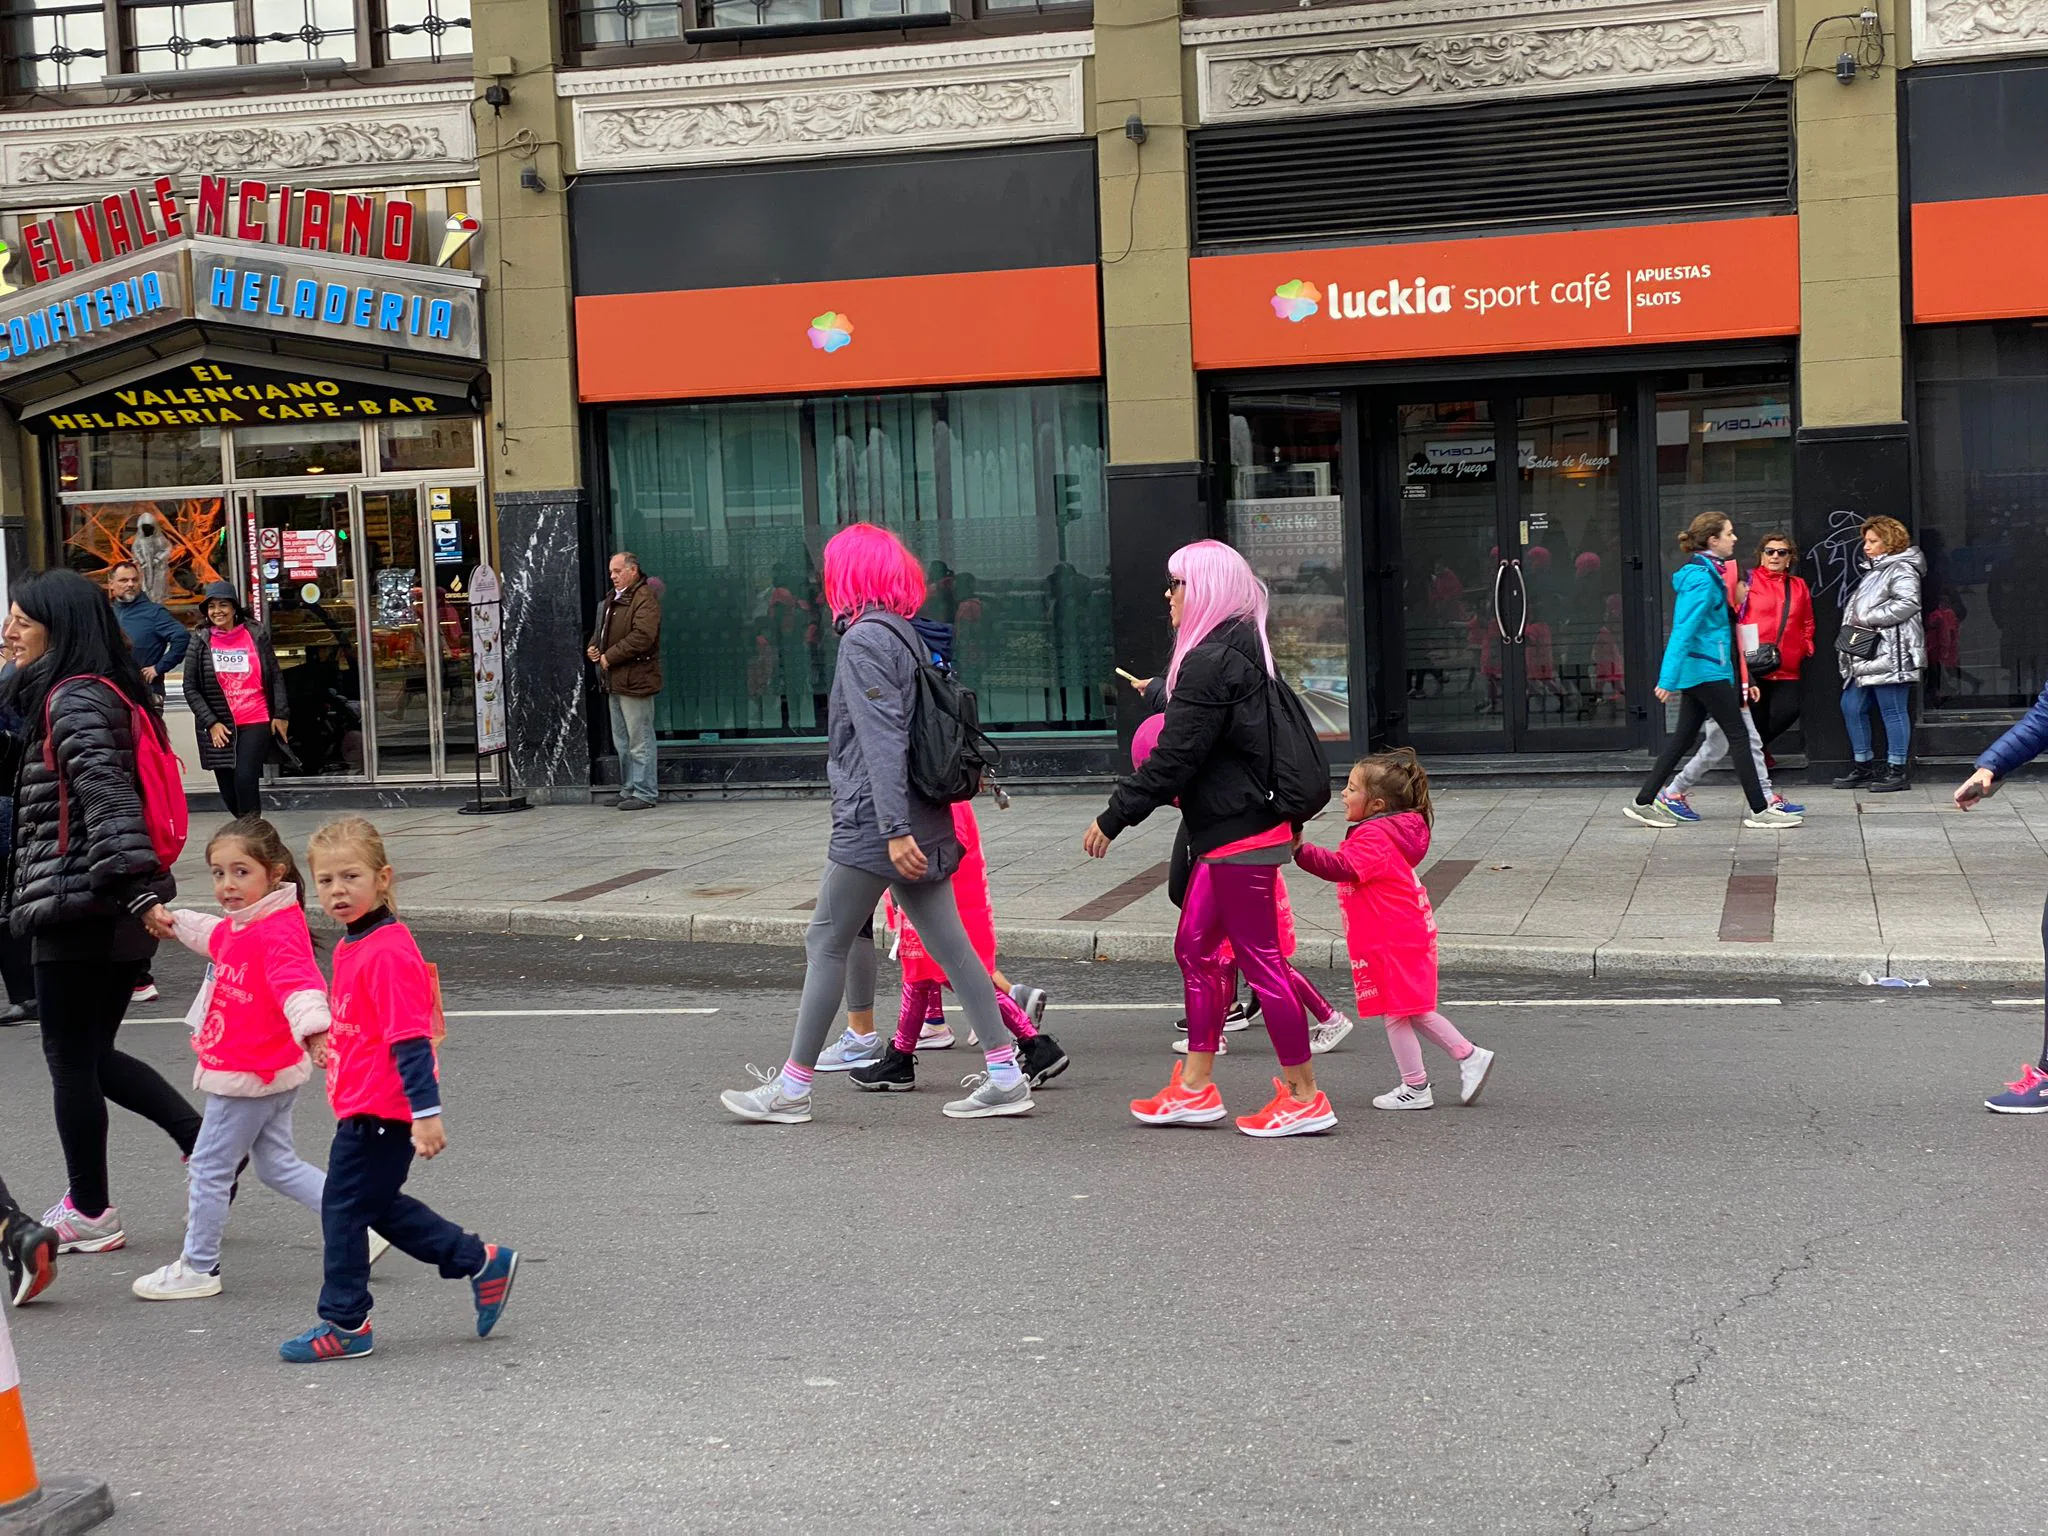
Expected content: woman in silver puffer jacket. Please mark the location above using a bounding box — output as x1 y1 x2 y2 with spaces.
1834 515 1924 794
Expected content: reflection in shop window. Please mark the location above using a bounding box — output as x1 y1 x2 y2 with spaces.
1223 392 1348 744
1916 323 2048 714
55 428 221 492
233 422 364 480
1652 366 1793 661
376 417 477 472
63 497 228 617
603 384 1110 741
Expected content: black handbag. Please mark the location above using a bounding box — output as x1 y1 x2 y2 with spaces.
1836 624 1882 661
1746 589 1790 676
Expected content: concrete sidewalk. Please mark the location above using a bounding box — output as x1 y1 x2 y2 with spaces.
180 782 2048 986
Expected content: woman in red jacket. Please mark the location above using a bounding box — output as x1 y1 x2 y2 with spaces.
1743 531 1815 756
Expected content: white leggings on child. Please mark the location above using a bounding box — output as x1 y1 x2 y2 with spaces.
1385 1011 1475 1087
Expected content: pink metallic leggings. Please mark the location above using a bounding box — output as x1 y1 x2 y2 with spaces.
893 978 1037 1054
1178 861 1312 1067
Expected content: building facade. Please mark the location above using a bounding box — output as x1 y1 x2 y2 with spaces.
0 0 2042 793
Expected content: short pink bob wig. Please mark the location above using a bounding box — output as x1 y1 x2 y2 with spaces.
1165 539 1274 696
823 523 926 622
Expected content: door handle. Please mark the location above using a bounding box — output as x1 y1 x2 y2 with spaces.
1492 561 1511 643
1510 559 1528 645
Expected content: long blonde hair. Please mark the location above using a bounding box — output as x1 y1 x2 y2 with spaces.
306 816 396 914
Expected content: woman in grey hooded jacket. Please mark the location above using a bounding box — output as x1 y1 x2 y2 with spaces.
718 524 1033 1126
1834 515 1924 794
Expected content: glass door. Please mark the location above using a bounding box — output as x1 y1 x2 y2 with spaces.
254 490 365 779
427 485 487 778
360 489 435 777
1391 387 1634 753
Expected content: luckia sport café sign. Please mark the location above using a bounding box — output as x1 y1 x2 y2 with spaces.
0 175 482 377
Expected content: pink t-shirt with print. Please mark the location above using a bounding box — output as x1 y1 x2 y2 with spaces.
209 626 269 725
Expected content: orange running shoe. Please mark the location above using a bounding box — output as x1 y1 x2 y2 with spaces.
1234 1078 1337 1138
1130 1061 1227 1126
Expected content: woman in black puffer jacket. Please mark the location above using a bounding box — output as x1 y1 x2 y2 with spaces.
2 569 199 1253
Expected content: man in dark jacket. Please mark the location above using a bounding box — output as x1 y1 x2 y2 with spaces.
586 552 662 810
107 560 189 696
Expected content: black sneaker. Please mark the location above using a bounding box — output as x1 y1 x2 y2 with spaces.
1175 995 1262 1034
1832 761 1877 789
1019 1032 1070 1088
1868 763 1910 793
849 1044 917 1092
2 1209 58 1306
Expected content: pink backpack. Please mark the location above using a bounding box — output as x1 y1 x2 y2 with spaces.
42 675 189 872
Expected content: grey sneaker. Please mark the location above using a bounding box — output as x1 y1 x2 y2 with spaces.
1624 799 1680 828
1742 806 1803 828
615 796 654 811
1008 985 1049 1027
815 1029 884 1073
719 1065 813 1124
941 1073 1034 1119
40 1196 125 1254
1308 1014 1356 1055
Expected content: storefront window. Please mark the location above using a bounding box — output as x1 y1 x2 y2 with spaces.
62 497 229 617
1222 392 1349 743
1916 323 2048 713
55 429 221 491
233 422 363 480
603 383 1110 740
376 418 477 472
1652 365 1793 649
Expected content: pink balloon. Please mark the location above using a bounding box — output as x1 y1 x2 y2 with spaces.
1131 713 1165 770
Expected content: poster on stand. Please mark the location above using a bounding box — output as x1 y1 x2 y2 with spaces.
469 563 506 755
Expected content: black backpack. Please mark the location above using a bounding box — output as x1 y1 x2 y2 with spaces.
863 617 1001 806
1261 671 1333 823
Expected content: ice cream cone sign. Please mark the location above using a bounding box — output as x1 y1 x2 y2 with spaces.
436 214 480 267
0 239 18 299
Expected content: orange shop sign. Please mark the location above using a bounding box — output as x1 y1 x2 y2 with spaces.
1189 216 1801 370
1911 194 2048 323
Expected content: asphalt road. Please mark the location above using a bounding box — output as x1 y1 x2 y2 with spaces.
3 934 2046 1532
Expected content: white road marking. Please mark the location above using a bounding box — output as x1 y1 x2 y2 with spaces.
1992 999 2038 1007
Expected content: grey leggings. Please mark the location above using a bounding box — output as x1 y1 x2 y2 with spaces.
795 862 1004 1068
844 915 878 1013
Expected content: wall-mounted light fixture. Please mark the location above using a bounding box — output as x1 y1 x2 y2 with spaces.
520 165 546 193
1124 114 1147 146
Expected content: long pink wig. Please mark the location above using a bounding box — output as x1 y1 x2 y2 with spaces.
822 523 926 622
1164 539 1273 696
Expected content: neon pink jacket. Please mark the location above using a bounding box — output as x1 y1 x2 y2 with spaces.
172 886 331 1096
1294 811 1440 1017
889 801 996 986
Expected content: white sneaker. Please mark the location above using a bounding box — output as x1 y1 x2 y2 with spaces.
719 1065 813 1124
1308 1015 1356 1055
1458 1046 1496 1105
1172 1036 1228 1055
1009 985 1049 1026
815 1029 884 1072
132 1257 221 1300
369 1230 393 1265
1742 806 1803 828
1373 1082 1435 1111
941 1073 1034 1119
918 1023 956 1050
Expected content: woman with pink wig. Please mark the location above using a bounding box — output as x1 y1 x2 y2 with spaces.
1083 539 1337 1138
720 523 1035 1124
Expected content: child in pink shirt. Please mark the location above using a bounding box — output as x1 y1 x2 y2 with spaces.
278 817 516 1364
1293 750 1497 1111
132 816 361 1301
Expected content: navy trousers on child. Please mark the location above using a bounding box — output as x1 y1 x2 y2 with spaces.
320 1116 485 1330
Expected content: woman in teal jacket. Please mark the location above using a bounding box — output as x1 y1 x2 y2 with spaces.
1626 513 1800 829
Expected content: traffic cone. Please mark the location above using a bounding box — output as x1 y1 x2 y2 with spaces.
0 1306 110 1535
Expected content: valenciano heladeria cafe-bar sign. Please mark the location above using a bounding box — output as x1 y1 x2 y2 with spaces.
0 175 485 387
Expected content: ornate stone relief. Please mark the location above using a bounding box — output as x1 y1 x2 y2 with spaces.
562 35 1090 170
1913 0 2048 62
1186 0 1778 123
0 83 477 205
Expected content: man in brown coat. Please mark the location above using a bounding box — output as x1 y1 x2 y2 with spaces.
587 551 663 809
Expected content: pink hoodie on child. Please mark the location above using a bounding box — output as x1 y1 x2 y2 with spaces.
1293 811 1439 1017
172 885 333 1097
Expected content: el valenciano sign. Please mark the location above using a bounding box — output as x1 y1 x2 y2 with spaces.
1189 216 1801 369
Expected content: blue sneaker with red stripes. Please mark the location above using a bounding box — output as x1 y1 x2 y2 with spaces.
471 1244 519 1337
279 1320 374 1363
1656 791 1702 823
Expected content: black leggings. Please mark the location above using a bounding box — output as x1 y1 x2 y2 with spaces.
37 957 201 1217
214 722 269 818
1753 678 1802 753
1636 680 1767 813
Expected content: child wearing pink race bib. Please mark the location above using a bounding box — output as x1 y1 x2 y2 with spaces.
1292 750 1496 1111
